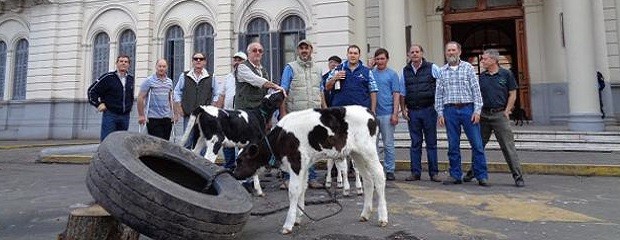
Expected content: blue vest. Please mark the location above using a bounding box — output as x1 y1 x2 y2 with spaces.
331 63 371 108
403 60 436 109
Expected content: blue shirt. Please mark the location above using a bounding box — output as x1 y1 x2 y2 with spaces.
435 61 484 117
140 74 173 119
280 64 294 91
372 67 400 116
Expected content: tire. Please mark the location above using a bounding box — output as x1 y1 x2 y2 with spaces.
86 131 252 240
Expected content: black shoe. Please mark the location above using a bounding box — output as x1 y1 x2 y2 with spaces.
515 178 525 187
405 174 421 181
442 176 462 185
478 179 490 187
386 172 396 181
462 170 474 182
430 175 442 182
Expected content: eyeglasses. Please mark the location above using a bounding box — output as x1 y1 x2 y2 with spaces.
193 57 205 61
252 48 264 53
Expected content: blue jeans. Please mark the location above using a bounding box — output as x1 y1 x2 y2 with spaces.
444 104 488 180
223 147 236 169
283 166 318 181
183 116 206 155
101 111 130 141
407 106 438 177
376 115 396 173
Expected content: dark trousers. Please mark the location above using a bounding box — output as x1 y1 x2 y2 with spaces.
480 111 523 180
223 147 237 169
101 111 130 142
146 118 173 140
407 106 439 177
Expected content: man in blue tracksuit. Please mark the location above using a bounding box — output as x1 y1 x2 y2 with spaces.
88 55 135 141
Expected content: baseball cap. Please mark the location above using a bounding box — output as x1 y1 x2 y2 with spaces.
233 51 247 60
297 39 313 48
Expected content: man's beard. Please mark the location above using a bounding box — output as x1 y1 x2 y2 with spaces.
446 55 460 65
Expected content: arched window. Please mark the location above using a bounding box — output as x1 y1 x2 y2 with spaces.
92 32 110 82
12 39 28 100
0 41 6 100
165 25 184 85
279 15 306 80
118 29 136 75
194 22 214 74
244 18 271 78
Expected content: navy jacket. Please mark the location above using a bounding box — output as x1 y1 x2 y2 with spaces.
88 71 135 115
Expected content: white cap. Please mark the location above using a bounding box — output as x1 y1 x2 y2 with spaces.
233 52 247 60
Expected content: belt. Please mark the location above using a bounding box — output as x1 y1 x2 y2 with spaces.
482 107 505 113
444 102 472 109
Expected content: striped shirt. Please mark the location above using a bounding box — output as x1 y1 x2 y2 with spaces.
434 60 483 117
140 74 173 119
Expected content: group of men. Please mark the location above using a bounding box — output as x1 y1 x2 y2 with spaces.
87 39 524 188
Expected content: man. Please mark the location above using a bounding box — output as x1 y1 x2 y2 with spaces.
88 55 134 141
326 45 378 113
463 49 524 187
234 42 285 109
279 39 323 189
371 48 400 181
137 59 174 140
321 55 341 108
173 52 218 149
400 44 442 182
214 51 247 170
435 41 489 186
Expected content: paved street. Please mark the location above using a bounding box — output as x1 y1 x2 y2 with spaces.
1 145 620 239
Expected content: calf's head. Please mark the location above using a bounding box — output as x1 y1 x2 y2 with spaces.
233 143 269 180
258 90 285 115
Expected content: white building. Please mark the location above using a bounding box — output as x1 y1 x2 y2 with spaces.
0 0 618 139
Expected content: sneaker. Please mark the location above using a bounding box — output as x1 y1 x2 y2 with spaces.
308 180 323 189
515 178 525 187
386 172 396 181
279 180 289 190
405 174 421 181
462 170 474 182
430 175 442 182
442 176 463 185
478 179 490 187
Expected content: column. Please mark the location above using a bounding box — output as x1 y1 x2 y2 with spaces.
593 0 616 123
382 0 406 70
353 0 367 62
524 0 547 123
407 0 428 50
426 3 444 65
215 0 235 77
563 0 605 131
135 0 154 81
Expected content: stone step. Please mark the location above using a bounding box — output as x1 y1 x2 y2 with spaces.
388 130 620 152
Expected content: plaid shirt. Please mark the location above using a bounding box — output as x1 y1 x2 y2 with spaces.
434 60 483 117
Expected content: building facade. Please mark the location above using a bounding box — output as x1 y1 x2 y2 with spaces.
0 0 618 139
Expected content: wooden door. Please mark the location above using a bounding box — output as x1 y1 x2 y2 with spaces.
515 18 531 119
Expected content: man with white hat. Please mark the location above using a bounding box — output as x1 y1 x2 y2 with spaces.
215 51 247 170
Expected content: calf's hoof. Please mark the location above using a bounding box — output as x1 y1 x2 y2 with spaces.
342 189 350 197
257 193 265 197
378 220 388 227
282 228 293 235
359 216 369 222
356 188 363 195
324 182 331 188
337 182 343 188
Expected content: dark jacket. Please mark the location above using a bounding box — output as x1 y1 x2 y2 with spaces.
180 71 213 116
234 60 269 109
331 62 372 108
88 71 134 115
402 60 436 109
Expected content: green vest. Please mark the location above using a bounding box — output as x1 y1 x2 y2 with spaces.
286 58 322 112
234 61 269 109
181 71 213 116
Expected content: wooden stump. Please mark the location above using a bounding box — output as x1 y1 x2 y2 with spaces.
57 204 139 240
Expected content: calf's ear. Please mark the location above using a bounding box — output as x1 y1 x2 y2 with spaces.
246 144 260 159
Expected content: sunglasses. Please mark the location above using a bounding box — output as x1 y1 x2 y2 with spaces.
252 48 264 53
193 57 205 61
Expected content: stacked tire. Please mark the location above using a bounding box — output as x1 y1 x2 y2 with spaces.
86 131 252 240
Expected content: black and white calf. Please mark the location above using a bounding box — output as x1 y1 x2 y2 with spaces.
324 157 362 196
233 105 388 234
180 91 285 196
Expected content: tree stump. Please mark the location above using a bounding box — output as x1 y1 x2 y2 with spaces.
57 204 139 240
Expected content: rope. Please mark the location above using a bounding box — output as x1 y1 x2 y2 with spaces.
250 184 343 222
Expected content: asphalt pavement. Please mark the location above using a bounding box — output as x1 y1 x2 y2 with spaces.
1 144 620 240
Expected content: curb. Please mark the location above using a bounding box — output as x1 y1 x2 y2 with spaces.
37 155 620 177
0 142 98 150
